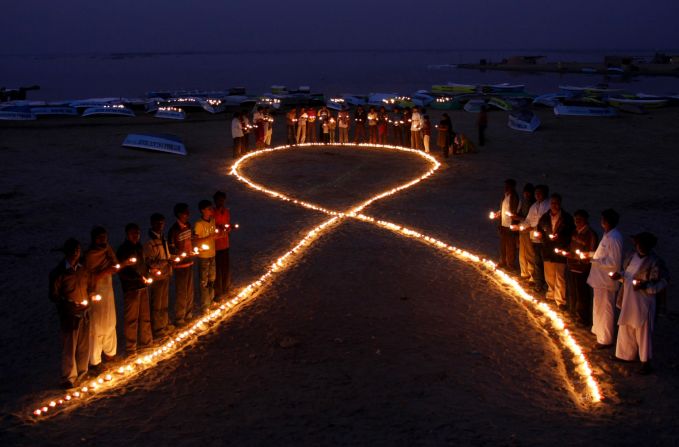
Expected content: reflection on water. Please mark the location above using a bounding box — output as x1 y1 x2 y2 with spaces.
4 49 679 100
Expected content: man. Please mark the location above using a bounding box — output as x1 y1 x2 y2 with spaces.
84 226 119 371
318 105 331 142
402 107 412 146
522 184 550 292
587 209 623 348
390 107 403 146
117 223 153 356
338 107 349 144
566 210 598 325
491 179 519 270
286 108 297 145
296 108 307 144
306 107 317 143
516 183 535 282
367 107 378 144
240 111 251 153
49 238 92 388
263 107 274 146
613 232 669 374
144 213 173 338
231 111 243 158
536 193 574 307
168 203 195 327
194 199 217 313
410 106 422 149
353 106 366 144
213 191 232 300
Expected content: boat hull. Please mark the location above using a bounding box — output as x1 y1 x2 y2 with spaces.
122 134 187 156
553 104 617 117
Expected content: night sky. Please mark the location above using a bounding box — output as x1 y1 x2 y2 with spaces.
3 0 678 54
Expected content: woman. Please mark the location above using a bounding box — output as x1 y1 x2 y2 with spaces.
422 115 431 153
377 106 389 144
367 107 378 144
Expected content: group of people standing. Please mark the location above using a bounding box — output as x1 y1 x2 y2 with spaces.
492 180 669 374
230 104 478 159
48 191 233 388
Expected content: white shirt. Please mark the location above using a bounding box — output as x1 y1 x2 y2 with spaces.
411 111 422 131
501 194 512 227
617 253 651 328
587 228 623 290
524 199 550 242
231 117 243 138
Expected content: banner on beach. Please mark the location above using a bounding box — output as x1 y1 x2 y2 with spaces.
122 133 187 156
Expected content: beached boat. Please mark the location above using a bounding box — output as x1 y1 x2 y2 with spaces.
607 97 668 109
341 94 368 106
82 105 135 117
431 83 476 94
488 96 513 111
558 85 623 96
30 106 78 116
463 99 487 113
430 96 464 110
200 98 226 114
508 110 540 132
0 110 36 120
122 134 187 156
479 83 525 94
412 91 435 107
379 95 414 109
155 107 186 120
69 98 121 109
553 103 617 117
327 98 346 111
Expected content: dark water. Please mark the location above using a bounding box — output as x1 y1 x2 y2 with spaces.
4 49 679 100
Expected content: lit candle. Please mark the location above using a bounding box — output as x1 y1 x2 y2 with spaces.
181 252 187 258
532 231 541 238
519 225 526 231
608 272 615 277
632 279 639 286
548 234 557 240
115 264 121 269
129 257 137 264
201 244 209 250
489 211 496 219
93 294 102 301
80 299 88 306
174 257 181 262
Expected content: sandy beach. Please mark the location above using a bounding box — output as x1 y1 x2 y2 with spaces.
1 107 678 445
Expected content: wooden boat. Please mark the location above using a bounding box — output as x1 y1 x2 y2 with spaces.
122 134 186 156
0 110 36 120
82 105 135 117
30 106 78 116
155 107 186 120
69 98 120 109
327 98 346 111
200 98 226 114
558 85 623 96
431 83 476 94
488 96 513 111
553 103 617 117
508 110 540 132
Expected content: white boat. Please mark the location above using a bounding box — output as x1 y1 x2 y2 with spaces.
69 98 120 109
607 97 668 109
163 97 204 109
553 103 617 117
463 99 487 113
412 91 434 107
533 93 572 107
327 97 346 111
155 107 186 120
508 110 540 132
0 110 36 120
200 98 226 114
30 106 78 116
341 94 368 106
122 134 186 156
257 96 282 109
82 105 135 117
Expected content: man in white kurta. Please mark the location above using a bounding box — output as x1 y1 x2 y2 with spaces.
587 209 623 347
84 227 119 368
615 232 669 373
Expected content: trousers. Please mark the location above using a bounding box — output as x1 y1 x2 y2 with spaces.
123 288 152 354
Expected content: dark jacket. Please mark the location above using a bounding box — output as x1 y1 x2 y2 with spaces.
537 210 575 263
49 260 91 330
117 239 148 292
567 225 598 273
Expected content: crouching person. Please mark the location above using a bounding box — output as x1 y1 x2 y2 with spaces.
49 238 92 388
613 232 670 374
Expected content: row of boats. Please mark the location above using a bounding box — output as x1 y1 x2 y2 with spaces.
1 82 677 134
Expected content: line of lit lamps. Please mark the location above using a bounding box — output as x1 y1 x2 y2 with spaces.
29 142 600 420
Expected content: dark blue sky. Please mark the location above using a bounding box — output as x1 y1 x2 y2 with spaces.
3 0 678 54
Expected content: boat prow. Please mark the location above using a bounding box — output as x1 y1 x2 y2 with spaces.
82 105 135 117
